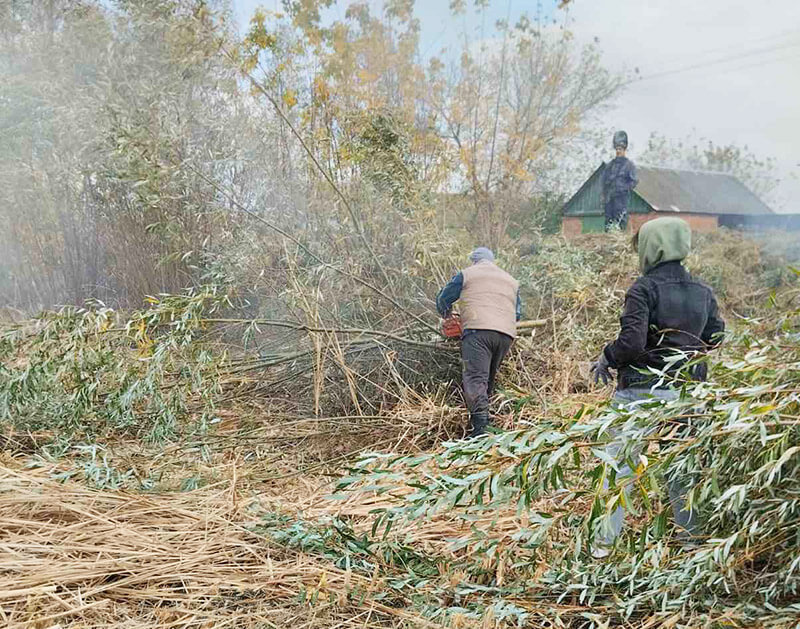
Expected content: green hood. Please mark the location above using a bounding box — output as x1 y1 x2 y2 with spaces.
637 217 691 273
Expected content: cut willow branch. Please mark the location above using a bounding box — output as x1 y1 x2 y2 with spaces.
204 318 453 350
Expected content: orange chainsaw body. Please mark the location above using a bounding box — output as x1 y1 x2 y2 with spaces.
441 313 463 339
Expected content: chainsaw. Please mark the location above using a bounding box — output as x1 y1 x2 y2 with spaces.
441 315 547 340
441 313 463 339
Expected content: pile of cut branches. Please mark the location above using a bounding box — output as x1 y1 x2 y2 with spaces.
331 288 800 627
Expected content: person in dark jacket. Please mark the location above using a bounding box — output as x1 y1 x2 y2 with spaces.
437 247 522 437
601 130 638 231
590 217 725 556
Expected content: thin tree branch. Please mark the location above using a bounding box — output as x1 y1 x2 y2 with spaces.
218 44 393 289
203 318 451 350
485 0 513 193
187 166 441 336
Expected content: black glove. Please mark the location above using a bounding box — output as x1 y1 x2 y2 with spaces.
590 352 612 386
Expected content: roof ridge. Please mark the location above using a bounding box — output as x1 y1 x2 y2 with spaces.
637 164 740 177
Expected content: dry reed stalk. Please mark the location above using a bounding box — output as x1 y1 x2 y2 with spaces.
0 461 434 628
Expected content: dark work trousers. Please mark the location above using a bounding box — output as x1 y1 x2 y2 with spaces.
461 330 513 416
604 193 629 231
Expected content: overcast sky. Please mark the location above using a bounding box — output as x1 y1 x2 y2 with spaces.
566 0 800 210
231 0 799 210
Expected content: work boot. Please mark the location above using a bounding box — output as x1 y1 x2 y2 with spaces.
468 411 490 438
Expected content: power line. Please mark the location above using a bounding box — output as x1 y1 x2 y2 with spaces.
628 51 800 88
626 39 800 85
643 28 800 70
680 51 800 80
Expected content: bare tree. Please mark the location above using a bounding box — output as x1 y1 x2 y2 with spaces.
429 18 621 247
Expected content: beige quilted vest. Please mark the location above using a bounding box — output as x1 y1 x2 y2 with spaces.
460 260 519 338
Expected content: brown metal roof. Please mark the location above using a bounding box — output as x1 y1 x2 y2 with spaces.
635 166 774 216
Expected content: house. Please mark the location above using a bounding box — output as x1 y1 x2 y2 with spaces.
561 164 779 236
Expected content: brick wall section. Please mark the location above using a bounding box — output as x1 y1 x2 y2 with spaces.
561 217 582 238
629 212 719 233
562 213 719 238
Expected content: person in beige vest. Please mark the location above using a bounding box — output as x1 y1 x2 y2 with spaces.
436 247 521 437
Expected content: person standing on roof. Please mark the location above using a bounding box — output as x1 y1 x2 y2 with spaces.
436 247 522 438
601 130 638 231
590 217 725 556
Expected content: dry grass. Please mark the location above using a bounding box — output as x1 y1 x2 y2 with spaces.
0 391 593 629
0 452 603 629
0 458 447 629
